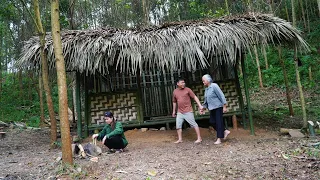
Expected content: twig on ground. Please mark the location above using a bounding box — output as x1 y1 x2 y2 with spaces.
115 170 128 173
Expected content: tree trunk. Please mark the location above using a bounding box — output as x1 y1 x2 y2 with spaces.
68 0 76 124
253 45 264 88
294 46 307 129
225 0 230 15
28 71 33 101
291 0 296 27
0 63 2 94
285 0 290 21
0 54 2 94
33 0 57 145
278 47 294 116
308 66 312 81
299 0 307 29
262 45 269 70
0 29 3 93
51 0 73 165
38 73 45 127
18 70 23 100
68 0 76 29
268 0 273 13
291 2 307 129
305 0 310 33
142 0 149 25
246 0 252 11
72 74 77 122
318 0 320 17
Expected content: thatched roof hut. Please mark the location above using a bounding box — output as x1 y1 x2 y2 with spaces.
18 13 309 137
18 13 308 75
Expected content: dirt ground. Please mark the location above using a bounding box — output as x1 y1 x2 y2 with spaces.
0 126 319 180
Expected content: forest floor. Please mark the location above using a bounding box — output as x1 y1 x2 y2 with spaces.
1 125 319 180
1 87 320 180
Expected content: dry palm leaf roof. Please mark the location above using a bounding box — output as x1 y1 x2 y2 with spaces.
17 13 309 75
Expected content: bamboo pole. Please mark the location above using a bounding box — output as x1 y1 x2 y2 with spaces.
294 46 307 129
241 54 254 135
254 45 264 88
278 47 294 116
84 76 89 137
76 72 82 138
234 59 247 129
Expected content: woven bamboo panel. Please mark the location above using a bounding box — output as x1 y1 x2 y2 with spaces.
90 92 138 124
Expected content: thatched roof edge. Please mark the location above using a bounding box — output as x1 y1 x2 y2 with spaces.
17 13 309 75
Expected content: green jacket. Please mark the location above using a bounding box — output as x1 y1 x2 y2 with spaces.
97 121 128 146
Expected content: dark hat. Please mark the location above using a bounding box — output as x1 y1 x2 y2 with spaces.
104 111 113 118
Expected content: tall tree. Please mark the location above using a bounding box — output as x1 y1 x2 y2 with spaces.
253 45 264 88
294 47 307 129
68 0 76 29
51 0 73 164
67 0 78 128
262 45 269 70
291 1 307 129
0 27 3 93
291 0 297 27
18 70 23 100
318 0 320 17
305 0 310 33
142 0 149 25
278 47 294 116
38 72 45 127
285 0 290 21
31 0 57 145
225 0 230 15
298 0 307 29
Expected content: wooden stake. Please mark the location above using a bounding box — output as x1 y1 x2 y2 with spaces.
232 115 238 130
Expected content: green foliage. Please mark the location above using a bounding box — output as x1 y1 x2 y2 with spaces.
287 141 320 159
0 72 74 127
243 24 320 90
262 65 284 87
0 73 37 123
27 116 40 127
0 0 319 131
53 141 62 147
0 2 16 21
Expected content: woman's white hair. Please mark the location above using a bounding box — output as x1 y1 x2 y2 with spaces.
202 74 213 83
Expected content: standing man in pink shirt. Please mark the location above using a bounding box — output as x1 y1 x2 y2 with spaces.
172 78 203 144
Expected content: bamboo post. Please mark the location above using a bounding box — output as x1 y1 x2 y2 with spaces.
136 68 143 124
162 72 170 115
76 72 82 138
234 59 247 129
84 76 89 137
241 55 255 135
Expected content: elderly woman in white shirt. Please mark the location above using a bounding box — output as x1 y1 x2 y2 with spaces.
200 74 230 144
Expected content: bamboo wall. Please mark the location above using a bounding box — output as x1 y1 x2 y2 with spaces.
87 62 241 124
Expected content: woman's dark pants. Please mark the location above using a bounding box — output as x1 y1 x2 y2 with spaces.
209 107 225 138
104 135 126 149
